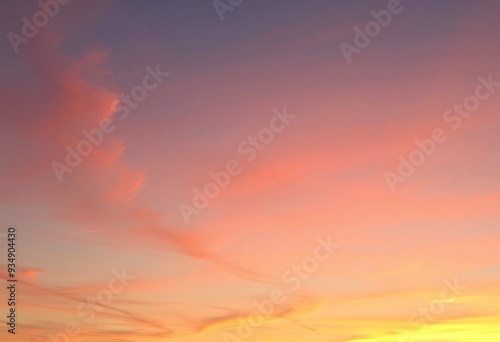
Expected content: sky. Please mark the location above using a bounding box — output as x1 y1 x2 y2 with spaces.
0 0 499 341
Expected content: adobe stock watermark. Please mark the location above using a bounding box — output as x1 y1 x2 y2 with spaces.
398 277 467 342
7 0 71 54
222 235 339 342
384 74 500 191
47 268 135 342
213 0 243 21
339 0 409 63
178 107 296 224
52 64 169 183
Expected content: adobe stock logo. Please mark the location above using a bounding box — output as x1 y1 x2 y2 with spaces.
384 74 500 191
222 235 339 341
52 64 169 183
47 268 135 342
7 0 71 54
339 0 408 63
179 107 296 224
398 277 467 342
213 0 243 21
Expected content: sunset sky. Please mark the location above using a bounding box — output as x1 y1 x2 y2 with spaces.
1 0 500 341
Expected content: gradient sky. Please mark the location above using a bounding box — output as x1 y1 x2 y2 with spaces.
1 0 500 341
